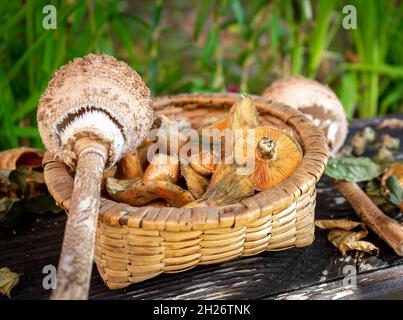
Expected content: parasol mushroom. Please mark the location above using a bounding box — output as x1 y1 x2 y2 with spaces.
262 76 348 154
234 126 303 191
0 147 43 170
37 54 153 299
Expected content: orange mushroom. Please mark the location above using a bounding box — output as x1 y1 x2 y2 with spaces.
262 76 347 154
106 176 194 208
143 153 179 184
144 180 194 207
115 150 144 179
106 177 158 206
205 117 229 131
235 126 303 191
180 161 210 199
184 162 254 208
189 151 217 176
227 95 259 133
151 115 190 155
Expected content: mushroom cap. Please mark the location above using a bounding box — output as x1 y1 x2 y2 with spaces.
106 177 158 206
115 151 144 179
37 54 153 168
202 162 255 206
144 180 194 207
205 117 229 131
180 161 209 199
143 153 179 184
262 76 347 154
235 126 303 191
106 176 193 207
189 151 217 176
228 95 259 132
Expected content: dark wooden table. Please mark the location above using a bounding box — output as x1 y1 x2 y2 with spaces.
1 115 402 300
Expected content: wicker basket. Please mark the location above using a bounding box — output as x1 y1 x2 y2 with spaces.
43 93 329 290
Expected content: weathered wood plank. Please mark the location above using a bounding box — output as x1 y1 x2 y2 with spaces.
269 264 403 300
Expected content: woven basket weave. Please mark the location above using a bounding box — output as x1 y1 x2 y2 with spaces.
43 93 329 290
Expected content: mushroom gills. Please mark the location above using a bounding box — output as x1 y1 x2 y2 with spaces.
55 106 126 166
235 126 303 191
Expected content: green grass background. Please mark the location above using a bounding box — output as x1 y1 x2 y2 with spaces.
0 0 402 150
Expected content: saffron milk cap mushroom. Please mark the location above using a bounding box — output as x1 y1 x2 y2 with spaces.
115 150 144 179
235 126 303 191
180 161 209 199
37 54 153 299
262 76 348 154
184 162 254 208
143 153 179 184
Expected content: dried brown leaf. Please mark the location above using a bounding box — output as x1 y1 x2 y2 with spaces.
382 162 403 189
315 219 362 230
350 127 376 156
377 118 403 130
327 229 379 256
379 134 400 150
0 267 19 298
316 219 379 256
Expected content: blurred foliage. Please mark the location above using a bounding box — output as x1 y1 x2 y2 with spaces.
0 0 402 150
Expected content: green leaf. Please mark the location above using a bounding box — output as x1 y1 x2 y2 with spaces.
202 25 218 65
325 157 383 182
385 176 402 207
0 198 22 228
22 194 62 215
8 170 27 195
338 72 357 120
231 0 244 29
0 194 62 229
194 0 212 40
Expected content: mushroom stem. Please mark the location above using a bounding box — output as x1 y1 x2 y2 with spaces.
336 180 403 256
51 139 108 300
258 137 276 159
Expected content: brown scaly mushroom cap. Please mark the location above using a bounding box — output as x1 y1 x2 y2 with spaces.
262 76 347 154
37 54 153 168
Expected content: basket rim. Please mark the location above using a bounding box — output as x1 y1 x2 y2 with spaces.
43 93 329 231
